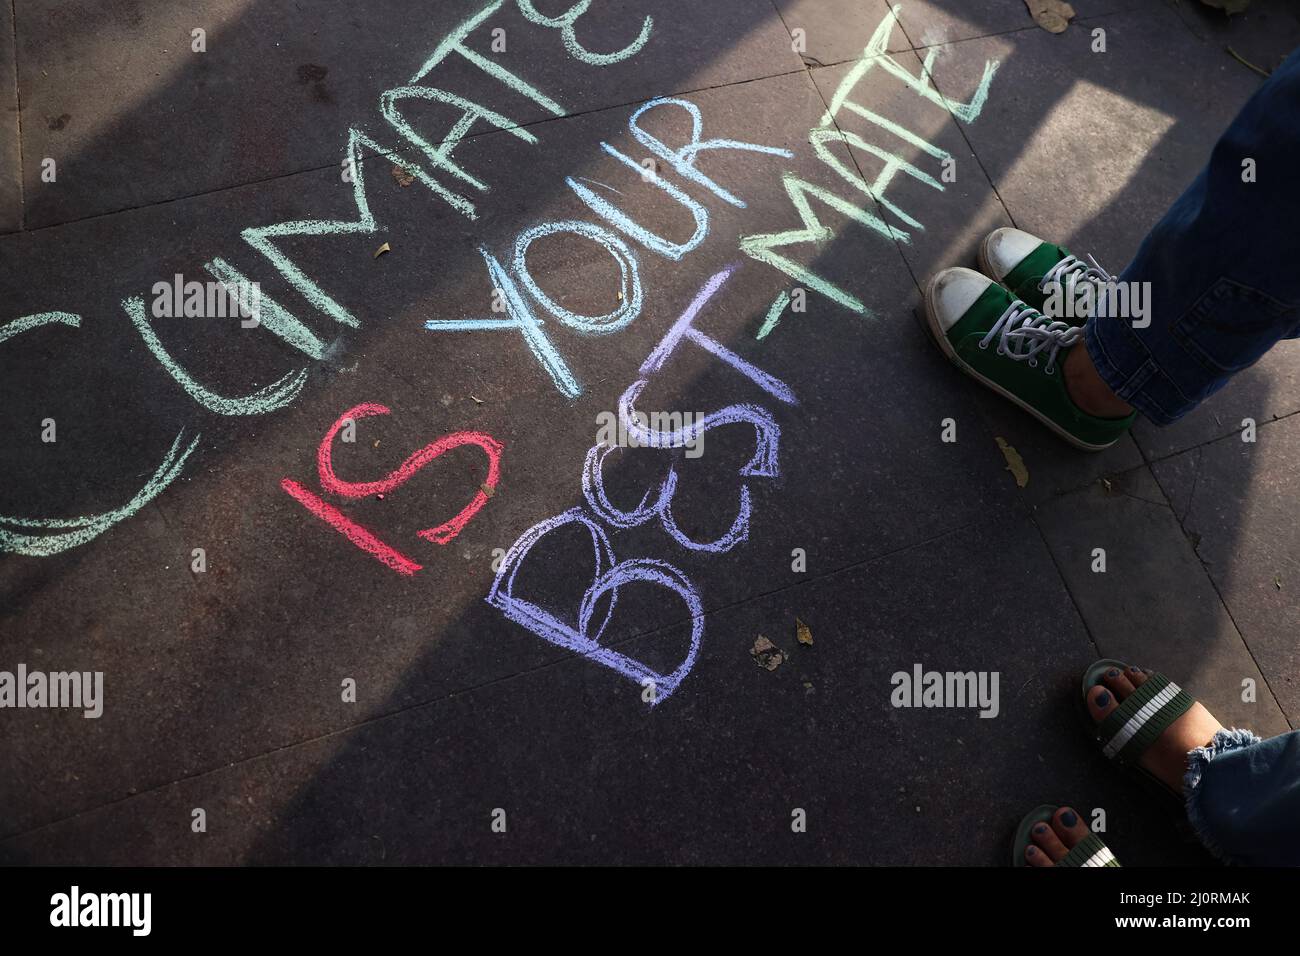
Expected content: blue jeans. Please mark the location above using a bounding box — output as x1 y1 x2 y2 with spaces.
1185 729 1300 866
1084 47 1300 425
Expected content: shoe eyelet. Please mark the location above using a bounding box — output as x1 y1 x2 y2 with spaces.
978 341 989 350
1028 358 1038 368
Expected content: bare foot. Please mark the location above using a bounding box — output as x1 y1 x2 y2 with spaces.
1086 665 1224 793
1024 806 1092 867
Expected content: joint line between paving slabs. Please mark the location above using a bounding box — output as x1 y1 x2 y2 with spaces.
1133 408 1300 471
911 44 1016 235
901 11 1125 57
768 0 925 292
800 19 1094 67
1028 511 1103 660
8 0 22 229
0 65 809 237
1146 452 1292 726
911 9 1156 244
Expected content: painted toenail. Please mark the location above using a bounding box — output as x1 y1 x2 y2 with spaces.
1061 810 1078 827
1033 824 1047 835
1027 845 1037 855
1096 690 1111 707
1107 669 1119 678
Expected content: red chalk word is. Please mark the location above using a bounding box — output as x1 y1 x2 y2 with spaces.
282 402 502 575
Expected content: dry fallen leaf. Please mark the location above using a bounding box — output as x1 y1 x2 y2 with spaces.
480 483 496 498
391 164 415 187
470 394 484 404
996 437 1030 488
1024 0 1075 34
373 241 391 259
796 617 813 646
751 635 784 671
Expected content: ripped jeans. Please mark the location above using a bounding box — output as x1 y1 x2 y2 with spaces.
1185 729 1300 866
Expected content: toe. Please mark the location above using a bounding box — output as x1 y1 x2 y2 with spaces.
1052 806 1089 848
1127 665 1149 687
983 227 1044 281
1031 820 1069 863
1025 844 1055 867
1087 684 1119 724
928 267 995 332
1102 666 1136 698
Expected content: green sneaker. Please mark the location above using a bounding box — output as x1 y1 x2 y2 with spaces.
922 266 1135 451
978 226 1112 315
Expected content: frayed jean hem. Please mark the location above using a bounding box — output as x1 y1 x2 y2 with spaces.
1183 728 1263 865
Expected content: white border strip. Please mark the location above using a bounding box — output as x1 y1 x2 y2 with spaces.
1102 683 1181 759
1081 845 1117 868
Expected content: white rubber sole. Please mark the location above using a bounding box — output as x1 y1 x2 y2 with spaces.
976 231 999 283
921 271 1116 453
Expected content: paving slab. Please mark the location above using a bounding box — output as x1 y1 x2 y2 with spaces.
1152 414 1300 725
894 0 1129 52
15 0 804 228
770 0 899 67
809 48 1015 290
1168 0 1300 77
1033 464 1290 736
771 0 1131 68
968 393 1146 504
936 1 1263 273
0 514 1210 865
1132 340 1300 461
0 0 19 232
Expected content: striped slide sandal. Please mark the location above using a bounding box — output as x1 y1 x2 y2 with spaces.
1082 659 1195 799
1012 805 1120 867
